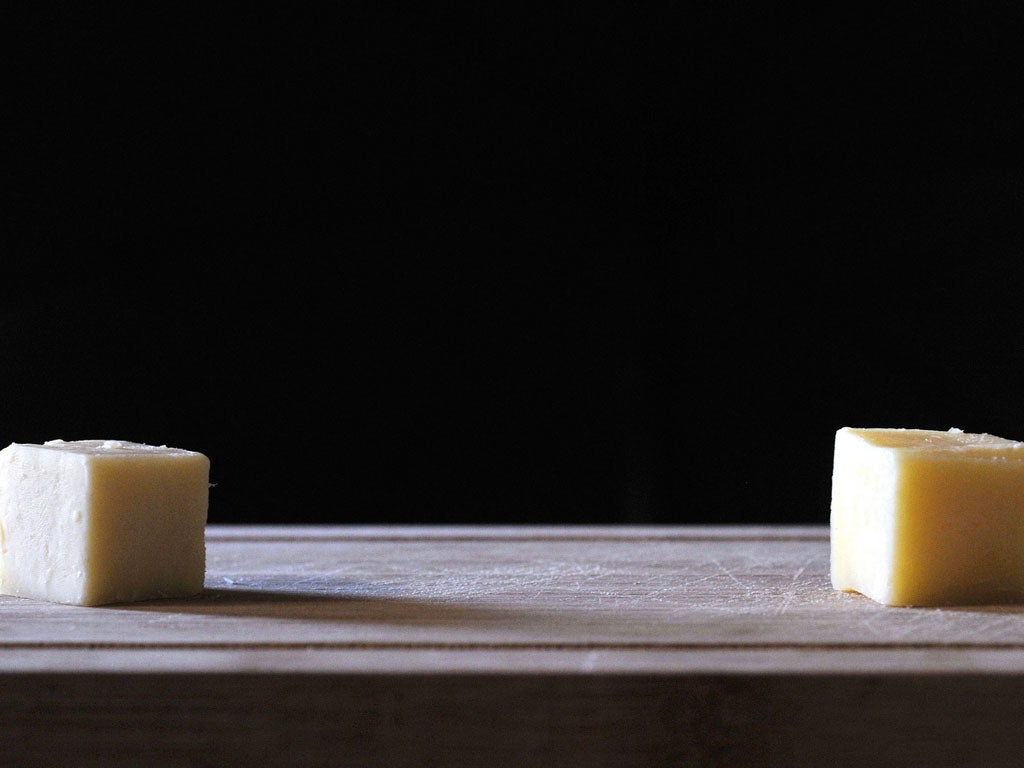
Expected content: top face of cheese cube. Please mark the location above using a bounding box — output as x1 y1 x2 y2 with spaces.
31 439 204 458
847 427 1024 454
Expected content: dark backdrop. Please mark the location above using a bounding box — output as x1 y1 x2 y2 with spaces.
5 8 1024 525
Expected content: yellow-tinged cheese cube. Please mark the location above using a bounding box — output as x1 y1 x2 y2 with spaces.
831 426 1024 607
0 439 209 606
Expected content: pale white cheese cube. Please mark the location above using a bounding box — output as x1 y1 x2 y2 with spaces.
831 426 1024 607
0 439 209 606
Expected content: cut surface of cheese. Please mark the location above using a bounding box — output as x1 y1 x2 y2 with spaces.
0 439 209 606
831 426 1024 607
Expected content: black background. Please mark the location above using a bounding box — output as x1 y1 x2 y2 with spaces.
5 7 1024 526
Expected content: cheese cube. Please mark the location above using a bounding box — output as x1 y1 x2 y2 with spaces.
0 439 209 606
831 426 1024 607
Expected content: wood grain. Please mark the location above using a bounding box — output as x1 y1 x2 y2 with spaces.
3 525 1024 767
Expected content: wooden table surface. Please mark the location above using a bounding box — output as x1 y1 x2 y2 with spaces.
5 524 1024 767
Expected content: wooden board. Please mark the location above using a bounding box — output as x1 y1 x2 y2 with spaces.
4 525 1024 767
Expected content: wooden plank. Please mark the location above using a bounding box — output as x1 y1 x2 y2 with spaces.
4 525 1024 672
7 672 1024 768
3 525 1024 767
203 524 828 541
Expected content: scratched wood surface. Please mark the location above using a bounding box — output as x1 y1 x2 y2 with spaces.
5 525 1024 768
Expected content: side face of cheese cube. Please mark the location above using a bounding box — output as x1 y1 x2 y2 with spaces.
831 427 1024 607
0 440 209 606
